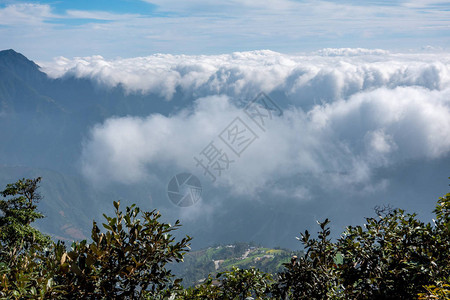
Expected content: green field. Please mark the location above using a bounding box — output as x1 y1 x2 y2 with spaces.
170 242 302 287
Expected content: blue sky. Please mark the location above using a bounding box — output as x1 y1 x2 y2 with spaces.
0 0 449 60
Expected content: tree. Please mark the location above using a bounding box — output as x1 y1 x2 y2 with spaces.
337 208 434 299
274 191 450 299
272 219 340 299
183 266 274 299
335 193 449 299
0 177 50 250
52 201 192 298
0 178 192 299
0 177 56 299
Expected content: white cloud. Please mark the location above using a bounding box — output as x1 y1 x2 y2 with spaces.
403 0 449 8
1 0 449 60
314 48 391 56
0 3 135 26
65 10 139 21
77 50 450 197
143 0 298 14
81 95 240 184
0 3 55 26
41 50 450 103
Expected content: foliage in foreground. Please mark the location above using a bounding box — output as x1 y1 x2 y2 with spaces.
0 177 449 299
274 192 450 299
0 178 191 299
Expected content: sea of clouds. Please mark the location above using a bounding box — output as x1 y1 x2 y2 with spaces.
41 49 450 200
42 48 450 100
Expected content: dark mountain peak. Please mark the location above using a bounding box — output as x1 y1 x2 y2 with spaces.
0 49 22 56
0 49 47 82
0 49 19 55
0 49 21 56
0 49 34 62
0 49 41 72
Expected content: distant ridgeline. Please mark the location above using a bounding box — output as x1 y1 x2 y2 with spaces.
0 49 188 172
170 242 303 287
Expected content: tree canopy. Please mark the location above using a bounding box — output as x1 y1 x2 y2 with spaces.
0 177 449 299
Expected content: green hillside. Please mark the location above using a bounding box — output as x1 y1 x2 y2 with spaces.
170 242 303 287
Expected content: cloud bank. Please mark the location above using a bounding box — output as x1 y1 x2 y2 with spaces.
41 50 450 102
74 50 450 198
